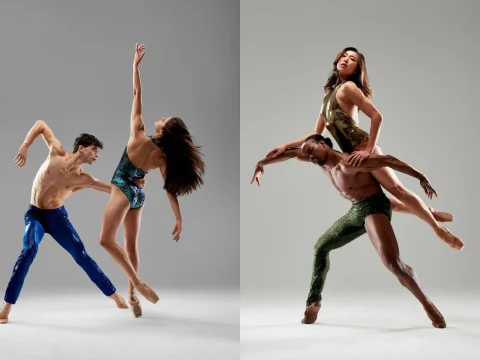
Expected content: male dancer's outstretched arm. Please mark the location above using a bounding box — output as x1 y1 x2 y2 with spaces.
340 154 437 199
250 148 308 187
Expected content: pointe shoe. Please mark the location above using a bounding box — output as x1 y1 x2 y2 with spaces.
429 207 454 223
128 293 143 318
437 227 464 250
301 302 321 324
135 281 160 304
425 303 447 329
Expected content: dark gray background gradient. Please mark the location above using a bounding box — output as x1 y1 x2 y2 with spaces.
241 0 479 294
0 0 239 293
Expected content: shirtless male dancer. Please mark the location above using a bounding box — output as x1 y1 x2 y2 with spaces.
251 134 461 328
0 120 145 324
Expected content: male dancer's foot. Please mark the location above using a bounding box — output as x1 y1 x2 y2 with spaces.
128 289 143 318
435 226 464 250
134 281 159 304
0 302 12 324
109 292 128 309
429 207 454 223
301 302 321 324
423 302 446 328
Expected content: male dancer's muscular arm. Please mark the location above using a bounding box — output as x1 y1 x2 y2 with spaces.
74 174 146 194
343 155 424 179
342 155 437 198
22 120 62 150
257 149 307 167
15 121 64 167
251 149 308 186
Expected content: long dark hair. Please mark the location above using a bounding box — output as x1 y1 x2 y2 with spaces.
324 47 373 98
158 117 205 197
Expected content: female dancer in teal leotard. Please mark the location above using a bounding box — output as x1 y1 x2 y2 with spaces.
100 44 205 318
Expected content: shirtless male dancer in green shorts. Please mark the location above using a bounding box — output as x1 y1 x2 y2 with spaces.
0 120 145 324
251 134 460 328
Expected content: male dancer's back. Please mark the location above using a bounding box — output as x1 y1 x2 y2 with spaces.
0 120 145 324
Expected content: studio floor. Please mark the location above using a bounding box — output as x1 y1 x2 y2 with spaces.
0 287 239 360
241 289 480 360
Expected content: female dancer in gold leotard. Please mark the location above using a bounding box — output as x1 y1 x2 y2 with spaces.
266 47 463 250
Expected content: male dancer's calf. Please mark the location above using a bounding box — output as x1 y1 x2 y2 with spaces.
0 120 145 324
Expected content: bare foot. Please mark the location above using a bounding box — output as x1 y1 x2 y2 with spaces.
128 292 142 318
109 292 128 309
135 281 159 304
0 303 12 324
436 226 464 250
301 302 321 324
424 302 446 329
429 207 454 223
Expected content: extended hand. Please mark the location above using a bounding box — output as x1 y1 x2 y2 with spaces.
266 145 286 158
172 220 182 242
250 163 264 187
133 177 146 188
420 177 437 199
133 43 145 66
347 150 371 167
14 144 28 167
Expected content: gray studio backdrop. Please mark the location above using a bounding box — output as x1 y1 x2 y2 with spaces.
0 0 239 294
241 0 479 295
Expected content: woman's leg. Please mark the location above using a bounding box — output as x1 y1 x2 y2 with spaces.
99 186 159 303
356 143 463 249
388 196 453 222
124 206 144 317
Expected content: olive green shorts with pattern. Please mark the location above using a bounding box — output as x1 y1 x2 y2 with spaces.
306 192 392 306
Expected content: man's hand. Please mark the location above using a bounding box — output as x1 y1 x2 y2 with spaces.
250 163 264 187
133 177 146 188
420 176 437 199
14 144 29 167
172 219 182 242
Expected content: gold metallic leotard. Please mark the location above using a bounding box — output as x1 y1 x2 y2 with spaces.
321 82 369 153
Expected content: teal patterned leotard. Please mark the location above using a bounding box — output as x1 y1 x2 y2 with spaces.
111 136 161 209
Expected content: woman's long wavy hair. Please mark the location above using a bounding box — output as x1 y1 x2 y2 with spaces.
158 117 205 197
324 47 373 98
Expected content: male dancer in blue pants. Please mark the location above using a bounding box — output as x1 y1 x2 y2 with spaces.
0 120 145 324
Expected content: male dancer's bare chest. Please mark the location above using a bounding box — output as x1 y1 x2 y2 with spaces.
34 158 85 193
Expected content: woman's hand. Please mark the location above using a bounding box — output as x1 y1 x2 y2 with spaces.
172 219 182 242
347 150 372 167
133 43 145 67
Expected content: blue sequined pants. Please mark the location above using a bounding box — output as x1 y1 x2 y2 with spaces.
4 204 116 304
